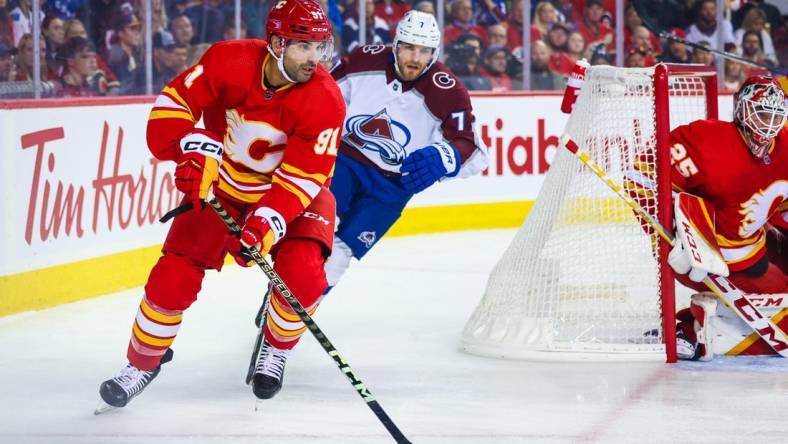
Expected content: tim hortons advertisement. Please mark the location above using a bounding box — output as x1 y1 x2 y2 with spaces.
0 94 735 277
0 103 181 276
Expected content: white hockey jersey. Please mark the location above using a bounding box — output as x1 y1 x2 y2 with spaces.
331 44 487 179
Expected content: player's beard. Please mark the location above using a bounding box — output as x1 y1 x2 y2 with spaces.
284 58 317 83
397 59 427 82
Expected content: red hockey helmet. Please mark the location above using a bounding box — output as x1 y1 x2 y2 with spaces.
266 0 332 42
733 74 787 159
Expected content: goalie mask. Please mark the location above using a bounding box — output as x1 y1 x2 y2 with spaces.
392 10 441 80
733 75 787 160
265 0 334 83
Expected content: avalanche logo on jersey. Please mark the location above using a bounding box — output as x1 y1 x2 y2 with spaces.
343 109 411 166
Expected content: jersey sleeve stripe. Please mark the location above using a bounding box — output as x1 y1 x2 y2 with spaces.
162 86 192 114
216 181 265 203
153 94 190 114
220 159 272 185
720 234 766 264
716 230 764 247
274 169 321 199
279 162 328 185
272 174 311 207
218 168 273 192
149 110 195 121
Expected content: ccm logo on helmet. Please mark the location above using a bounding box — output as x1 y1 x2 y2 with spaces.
183 141 224 156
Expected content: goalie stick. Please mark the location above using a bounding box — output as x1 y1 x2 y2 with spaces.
630 0 787 76
206 194 412 444
561 136 788 359
747 294 788 309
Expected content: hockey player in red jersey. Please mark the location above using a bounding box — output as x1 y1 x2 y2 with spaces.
96 0 345 412
663 75 788 360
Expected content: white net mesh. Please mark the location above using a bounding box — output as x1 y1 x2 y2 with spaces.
462 66 712 361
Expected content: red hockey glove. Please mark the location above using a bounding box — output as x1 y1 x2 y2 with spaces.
227 207 286 267
174 130 223 207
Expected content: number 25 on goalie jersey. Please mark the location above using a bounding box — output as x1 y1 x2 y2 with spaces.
668 119 788 272
146 39 346 224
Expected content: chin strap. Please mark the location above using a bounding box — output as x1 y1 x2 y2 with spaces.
267 41 296 84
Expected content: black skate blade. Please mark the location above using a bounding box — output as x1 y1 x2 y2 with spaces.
246 328 265 385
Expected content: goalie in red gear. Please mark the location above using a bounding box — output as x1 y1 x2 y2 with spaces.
96 0 346 411
665 75 788 360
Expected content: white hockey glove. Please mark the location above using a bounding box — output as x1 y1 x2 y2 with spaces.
668 193 729 282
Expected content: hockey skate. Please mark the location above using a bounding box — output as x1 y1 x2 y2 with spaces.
252 339 290 405
94 348 174 414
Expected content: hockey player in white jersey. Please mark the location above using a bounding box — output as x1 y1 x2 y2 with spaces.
324 10 488 290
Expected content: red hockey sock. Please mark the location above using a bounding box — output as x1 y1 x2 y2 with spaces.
127 253 205 370
262 239 328 350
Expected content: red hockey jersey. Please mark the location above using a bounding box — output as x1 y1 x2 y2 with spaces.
146 40 345 225
669 120 788 271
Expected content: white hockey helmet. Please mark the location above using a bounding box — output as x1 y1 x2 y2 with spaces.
733 74 787 159
392 10 441 78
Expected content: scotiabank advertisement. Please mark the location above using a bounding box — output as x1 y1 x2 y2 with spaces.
0 94 735 283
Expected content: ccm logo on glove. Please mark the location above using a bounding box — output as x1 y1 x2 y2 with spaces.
681 221 703 264
175 130 224 205
183 140 223 156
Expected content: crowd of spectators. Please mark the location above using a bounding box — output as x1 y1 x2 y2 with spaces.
0 0 785 97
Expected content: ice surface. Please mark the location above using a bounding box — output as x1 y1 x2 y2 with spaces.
1 230 786 444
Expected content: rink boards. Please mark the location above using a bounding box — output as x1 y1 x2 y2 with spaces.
0 93 734 316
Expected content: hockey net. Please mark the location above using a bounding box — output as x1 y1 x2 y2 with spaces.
462 64 717 362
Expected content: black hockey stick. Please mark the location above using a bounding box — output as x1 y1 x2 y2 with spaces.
631 0 787 76
245 283 271 385
207 195 412 444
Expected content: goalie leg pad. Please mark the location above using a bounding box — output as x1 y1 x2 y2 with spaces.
689 292 718 362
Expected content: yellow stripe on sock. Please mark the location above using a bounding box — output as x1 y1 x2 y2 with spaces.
132 322 176 347
266 313 306 338
140 298 182 324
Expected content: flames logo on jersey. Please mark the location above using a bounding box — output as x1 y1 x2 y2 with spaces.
224 109 287 172
343 109 411 165
738 180 788 237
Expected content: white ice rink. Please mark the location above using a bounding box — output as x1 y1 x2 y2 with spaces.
1 229 786 444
